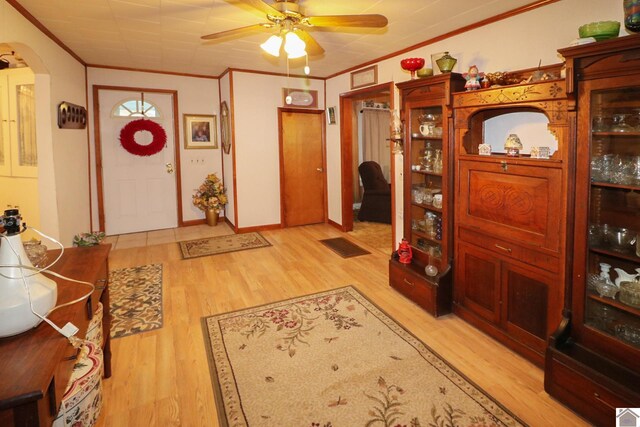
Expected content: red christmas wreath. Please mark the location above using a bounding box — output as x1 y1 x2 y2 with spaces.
119 119 167 156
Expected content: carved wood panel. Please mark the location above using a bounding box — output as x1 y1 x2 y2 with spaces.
458 159 563 253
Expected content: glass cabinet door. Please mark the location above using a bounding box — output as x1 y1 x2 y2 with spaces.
408 105 445 271
586 85 640 349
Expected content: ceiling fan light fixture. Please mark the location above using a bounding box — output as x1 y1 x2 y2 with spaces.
284 31 306 58
260 34 282 56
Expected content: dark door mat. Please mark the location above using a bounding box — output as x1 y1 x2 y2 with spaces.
319 237 371 258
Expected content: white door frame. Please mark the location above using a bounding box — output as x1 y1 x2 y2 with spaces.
92 85 183 232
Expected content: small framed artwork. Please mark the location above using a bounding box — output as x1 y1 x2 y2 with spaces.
282 88 318 108
327 107 336 125
350 65 377 90
184 114 217 149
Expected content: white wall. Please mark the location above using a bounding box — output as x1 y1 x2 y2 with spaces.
231 71 324 228
86 67 221 229
325 0 625 246
1 1 89 246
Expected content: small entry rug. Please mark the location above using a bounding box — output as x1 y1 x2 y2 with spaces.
179 232 271 259
319 237 370 258
109 264 163 339
202 286 526 427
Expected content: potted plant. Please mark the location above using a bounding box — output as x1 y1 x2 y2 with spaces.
73 231 106 247
193 173 227 226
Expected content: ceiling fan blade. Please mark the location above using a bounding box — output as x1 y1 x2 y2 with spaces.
295 30 324 56
306 14 388 28
237 0 285 18
201 23 272 40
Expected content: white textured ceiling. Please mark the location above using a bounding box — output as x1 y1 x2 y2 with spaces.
13 0 537 77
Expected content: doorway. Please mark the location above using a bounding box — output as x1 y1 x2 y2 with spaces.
94 87 182 235
0 64 39 228
278 108 326 227
339 82 394 253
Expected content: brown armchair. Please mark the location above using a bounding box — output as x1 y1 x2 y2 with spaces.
357 161 391 224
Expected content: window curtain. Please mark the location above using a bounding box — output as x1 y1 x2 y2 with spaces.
361 109 390 182
16 84 37 167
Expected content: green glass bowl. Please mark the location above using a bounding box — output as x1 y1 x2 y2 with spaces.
578 21 620 41
417 68 433 78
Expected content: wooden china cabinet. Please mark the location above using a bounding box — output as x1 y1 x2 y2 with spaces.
389 73 465 317
545 34 640 427
452 72 570 366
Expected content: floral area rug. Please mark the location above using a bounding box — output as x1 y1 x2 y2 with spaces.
109 264 163 339
202 286 526 427
179 232 271 259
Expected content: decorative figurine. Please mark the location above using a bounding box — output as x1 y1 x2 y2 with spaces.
478 143 492 156
504 133 523 157
463 65 484 91
530 146 550 159
397 239 413 264
530 147 540 158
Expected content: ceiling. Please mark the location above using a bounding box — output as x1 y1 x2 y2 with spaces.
12 0 539 78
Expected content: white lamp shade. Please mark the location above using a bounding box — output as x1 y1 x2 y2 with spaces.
284 32 306 58
260 35 282 57
0 234 57 337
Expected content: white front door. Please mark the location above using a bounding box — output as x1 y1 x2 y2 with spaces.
99 90 177 235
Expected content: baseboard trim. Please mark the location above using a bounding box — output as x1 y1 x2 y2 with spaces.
182 219 206 227
236 223 282 233
328 219 345 232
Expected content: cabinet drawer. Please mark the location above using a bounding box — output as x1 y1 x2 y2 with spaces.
546 356 625 426
389 261 435 313
459 226 559 273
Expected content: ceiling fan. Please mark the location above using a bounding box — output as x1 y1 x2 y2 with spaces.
201 0 388 57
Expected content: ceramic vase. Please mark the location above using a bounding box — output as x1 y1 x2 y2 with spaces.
624 0 640 32
435 52 457 73
205 209 219 226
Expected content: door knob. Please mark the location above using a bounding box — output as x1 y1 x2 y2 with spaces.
166 163 174 174
316 167 324 172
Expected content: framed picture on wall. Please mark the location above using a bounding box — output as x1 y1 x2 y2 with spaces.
184 114 217 149
327 107 336 125
350 65 377 90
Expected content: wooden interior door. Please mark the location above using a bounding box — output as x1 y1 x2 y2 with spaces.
279 108 325 227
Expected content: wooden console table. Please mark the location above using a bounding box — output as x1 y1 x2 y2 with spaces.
0 244 111 427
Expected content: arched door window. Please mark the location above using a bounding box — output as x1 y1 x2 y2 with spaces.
111 98 161 118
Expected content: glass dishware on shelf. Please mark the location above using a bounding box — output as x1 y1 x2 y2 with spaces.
590 156 604 182
421 142 435 171
615 324 640 347
412 186 425 204
592 154 638 185
619 275 640 308
433 149 443 173
592 114 608 132
424 246 439 277
611 113 633 133
586 302 619 333
588 224 603 247
606 227 636 254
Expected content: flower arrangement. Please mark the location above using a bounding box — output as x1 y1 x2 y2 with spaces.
193 173 228 213
73 231 106 247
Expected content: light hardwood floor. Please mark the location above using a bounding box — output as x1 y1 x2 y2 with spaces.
98 223 588 426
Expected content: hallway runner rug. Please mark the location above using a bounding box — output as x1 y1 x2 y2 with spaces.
319 237 371 258
109 264 163 338
179 232 271 259
202 286 527 427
